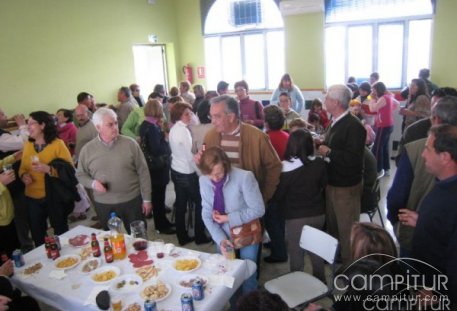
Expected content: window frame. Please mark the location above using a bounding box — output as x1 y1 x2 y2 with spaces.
204 27 284 90
325 13 433 89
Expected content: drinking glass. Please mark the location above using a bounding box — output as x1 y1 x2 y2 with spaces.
130 220 148 251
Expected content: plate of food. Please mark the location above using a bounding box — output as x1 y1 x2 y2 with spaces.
178 274 208 289
54 255 81 270
80 258 101 273
90 266 121 284
69 234 90 248
109 274 143 293
140 280 172 301
124 303 142 311
135 264 160 282
172 257 202 273
21 262 44 276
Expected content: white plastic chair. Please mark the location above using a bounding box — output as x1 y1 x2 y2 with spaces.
264 225 339 309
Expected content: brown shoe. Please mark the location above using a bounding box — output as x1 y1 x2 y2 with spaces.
91 215 98 221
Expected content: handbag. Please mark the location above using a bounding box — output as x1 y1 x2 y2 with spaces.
229 218 262 249
140 125 170 170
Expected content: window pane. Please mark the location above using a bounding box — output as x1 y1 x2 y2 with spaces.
221 36 242 87
325 26 346 87
378 24 403 88
266 31 285 90
347 26 372 82
204 37 221 90
325 0 433 23
406 19 432 83
244 33 265 89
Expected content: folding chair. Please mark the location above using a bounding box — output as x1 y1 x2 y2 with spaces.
361 176 385 228
264 225 339 309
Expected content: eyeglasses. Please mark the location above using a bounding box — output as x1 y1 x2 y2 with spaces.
235 88 246 93
28 121 39 126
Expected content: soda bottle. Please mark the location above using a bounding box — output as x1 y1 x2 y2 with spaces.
107 212 126 260
91 233 101 257
49 237 60 260
0 252 8 264
103 237 113 263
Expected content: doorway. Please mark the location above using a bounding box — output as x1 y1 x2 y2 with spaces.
132 44 168 98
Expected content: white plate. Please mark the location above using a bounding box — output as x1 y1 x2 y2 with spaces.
80 258 101 274
54 255 81 270
90 266 121 284
140 281 172 301
172 256 202 273
178 274 209 288
110 274 143 293
68 234 90 248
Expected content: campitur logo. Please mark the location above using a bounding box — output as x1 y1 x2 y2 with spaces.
333 254 451 310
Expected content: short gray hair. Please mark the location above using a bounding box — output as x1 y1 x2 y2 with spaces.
433 96 457 125
210 95 240 119
326 84 353 110
92 107 117 127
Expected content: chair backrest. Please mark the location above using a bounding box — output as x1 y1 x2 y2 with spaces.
299 225 339 264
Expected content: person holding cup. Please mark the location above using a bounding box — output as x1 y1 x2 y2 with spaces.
198 146 265 307
0 150 22 256
19 111 73 247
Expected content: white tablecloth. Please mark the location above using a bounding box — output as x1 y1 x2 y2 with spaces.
11 225 256 311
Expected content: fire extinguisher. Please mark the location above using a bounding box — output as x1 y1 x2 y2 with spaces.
182 64 193 84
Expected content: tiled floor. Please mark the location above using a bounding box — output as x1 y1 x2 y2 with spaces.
39 161 396 310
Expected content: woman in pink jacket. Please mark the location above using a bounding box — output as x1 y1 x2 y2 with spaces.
56 109 77 156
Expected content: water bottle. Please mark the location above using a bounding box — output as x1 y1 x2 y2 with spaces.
107 212 127 260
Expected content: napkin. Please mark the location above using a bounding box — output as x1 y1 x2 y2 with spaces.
84 286 110 305
49 270 67 280
59 237 69 247
207 275 235 288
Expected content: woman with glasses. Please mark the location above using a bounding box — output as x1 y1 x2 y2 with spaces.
234 80 265 129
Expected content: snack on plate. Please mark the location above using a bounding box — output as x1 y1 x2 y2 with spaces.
179 275 208 288
79 246 92 260
135 265 160 281
81 259 99 273
24 263 43 275
125 303 142 311
141 281 169 300
69 234 89 247
55 256 79 269
175 258 199 271
92 270 117 282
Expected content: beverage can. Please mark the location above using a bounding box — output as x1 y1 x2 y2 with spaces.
191 278 204 301
144 299 157 311
181 293 194 311
12 249 25 267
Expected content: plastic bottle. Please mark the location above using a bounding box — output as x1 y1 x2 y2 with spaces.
107 212 127 260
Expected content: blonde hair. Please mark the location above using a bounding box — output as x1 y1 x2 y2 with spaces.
144 99 163 118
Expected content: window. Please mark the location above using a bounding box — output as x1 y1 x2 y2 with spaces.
324 0 433 89
204 0 284 90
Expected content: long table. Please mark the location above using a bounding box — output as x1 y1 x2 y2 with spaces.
11 225 256 311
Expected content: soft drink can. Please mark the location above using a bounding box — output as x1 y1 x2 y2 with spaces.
191 278 204 301
144 299 157 311
12 249 24 267
181 293 194 311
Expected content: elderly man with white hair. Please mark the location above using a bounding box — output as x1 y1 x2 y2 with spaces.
76 108 152 233
317 84 366 265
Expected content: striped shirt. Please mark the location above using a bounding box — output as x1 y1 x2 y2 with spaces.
221 125 241 167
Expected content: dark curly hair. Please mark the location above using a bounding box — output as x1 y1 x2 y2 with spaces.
28 111 58 144
237 290 288 311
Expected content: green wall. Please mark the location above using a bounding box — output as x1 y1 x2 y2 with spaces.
0 0 179 115
284 12 325 90
431 0 457 87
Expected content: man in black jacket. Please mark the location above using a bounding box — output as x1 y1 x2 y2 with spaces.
317 84 366 264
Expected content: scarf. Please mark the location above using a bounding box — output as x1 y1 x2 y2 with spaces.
145 116 159 125
211 175 227 215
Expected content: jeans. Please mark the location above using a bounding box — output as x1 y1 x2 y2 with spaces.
170 169 206 244
27 197 68 247
264 201 287 260
216 243 259 311
372 125 393 172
